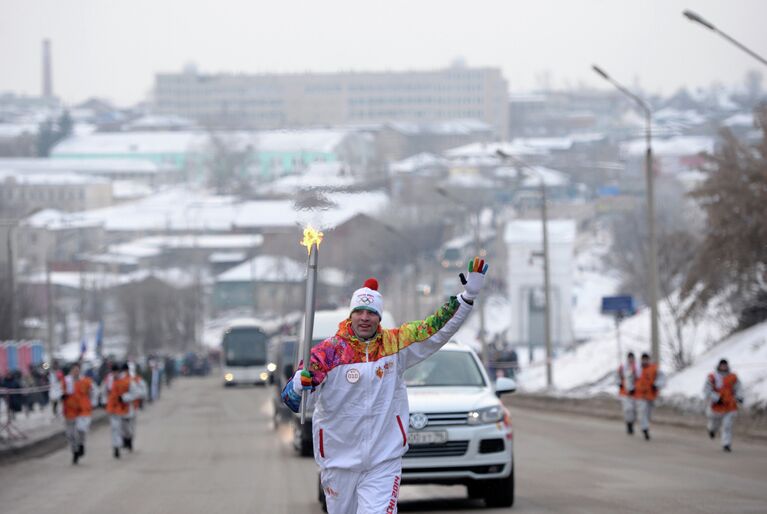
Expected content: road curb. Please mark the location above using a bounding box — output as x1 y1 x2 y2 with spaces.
505 393 767 442
0 411 109 465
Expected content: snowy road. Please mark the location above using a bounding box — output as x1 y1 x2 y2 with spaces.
1 376 766 513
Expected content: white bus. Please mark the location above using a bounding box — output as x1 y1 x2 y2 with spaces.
221 319 271 387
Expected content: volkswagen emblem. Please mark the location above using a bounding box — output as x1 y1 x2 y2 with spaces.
410 413 428 430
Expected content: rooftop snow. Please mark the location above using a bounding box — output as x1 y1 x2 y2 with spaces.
50 187 389 233
0 157 167 174
445 141 548 159
51 129 352 156
390 153 448 174
0 169 110 185
216 255 307 283
504 219 577 244
494 165 569 187
620 135 715 157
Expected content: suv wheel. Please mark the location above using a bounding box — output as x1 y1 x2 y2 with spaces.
483 465 514 508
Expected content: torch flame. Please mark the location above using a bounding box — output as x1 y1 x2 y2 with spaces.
300 225 324 255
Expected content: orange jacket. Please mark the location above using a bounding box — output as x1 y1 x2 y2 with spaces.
635 363 660 401
75 376 94 417
106 374 131 416
62 375 80 420
708 372 740 414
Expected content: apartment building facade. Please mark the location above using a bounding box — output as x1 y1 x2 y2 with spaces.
154 65 509 139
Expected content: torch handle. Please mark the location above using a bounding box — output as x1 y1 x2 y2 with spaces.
300 246 319 425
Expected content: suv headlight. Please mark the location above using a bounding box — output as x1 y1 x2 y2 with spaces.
467 405 503 425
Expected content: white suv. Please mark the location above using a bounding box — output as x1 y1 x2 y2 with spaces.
401 342 516 507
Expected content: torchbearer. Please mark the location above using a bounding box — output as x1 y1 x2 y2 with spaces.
282 255 489 514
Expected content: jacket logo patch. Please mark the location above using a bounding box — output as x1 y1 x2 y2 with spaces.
376 361 394 379
346 368 360 383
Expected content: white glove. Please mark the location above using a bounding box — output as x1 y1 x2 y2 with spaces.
460 257 489 301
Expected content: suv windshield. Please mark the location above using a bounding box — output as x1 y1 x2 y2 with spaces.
404 351 486 387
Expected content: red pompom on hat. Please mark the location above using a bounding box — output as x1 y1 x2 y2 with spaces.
363 277 379 291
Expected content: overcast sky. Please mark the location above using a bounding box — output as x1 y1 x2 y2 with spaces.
1 0 765 107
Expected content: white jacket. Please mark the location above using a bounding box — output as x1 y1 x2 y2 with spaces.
283 294 473 471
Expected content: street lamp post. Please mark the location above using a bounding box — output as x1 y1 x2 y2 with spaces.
592 65 660 364
683 10 767 67
496 151 553 388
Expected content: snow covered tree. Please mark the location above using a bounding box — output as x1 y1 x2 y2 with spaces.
682 104 767 329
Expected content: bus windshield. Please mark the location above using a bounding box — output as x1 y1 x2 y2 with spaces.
223 328 268 367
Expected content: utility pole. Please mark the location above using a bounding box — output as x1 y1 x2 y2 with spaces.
46 261 54 359
540 179 553 388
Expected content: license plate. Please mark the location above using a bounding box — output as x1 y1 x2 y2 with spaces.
408 430 448 445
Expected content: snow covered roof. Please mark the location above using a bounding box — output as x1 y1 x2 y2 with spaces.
390 153 448 174
504 219 577 244
22 209 103 230
620 136 715 157
216 255 306 283
512 137 574 151
209 251 246 263
53 187 388 234
257 161 356 194
111 180 153 200
0 169 110 185
445 141 548 159
0 157 168 175
494 165 569 187
124 114 197 130
387 119 492 136
445 172 495 188
51 129 353 157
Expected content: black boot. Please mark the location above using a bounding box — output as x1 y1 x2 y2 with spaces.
125 437 133 452
626 422 634 435
78 444 85 457
723 445 732 452
72 451 79 465
114 447 120 459
708 430 715 439
643 429 650 440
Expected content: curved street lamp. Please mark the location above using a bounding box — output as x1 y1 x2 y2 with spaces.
683 9 767 66
592 65 661 365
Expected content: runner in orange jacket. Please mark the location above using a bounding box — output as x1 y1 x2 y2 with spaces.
634 353 665 441
616 352 639 435
703 359 744 452
106 363 133 459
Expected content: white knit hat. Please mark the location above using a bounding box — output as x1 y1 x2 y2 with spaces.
349 277 383 317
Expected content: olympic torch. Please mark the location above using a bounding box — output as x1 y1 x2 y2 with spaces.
299 226 323 424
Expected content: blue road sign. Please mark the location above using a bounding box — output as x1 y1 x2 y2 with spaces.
601 295 636 316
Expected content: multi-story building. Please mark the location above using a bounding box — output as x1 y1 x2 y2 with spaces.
0 171 113 216
154 65 509 139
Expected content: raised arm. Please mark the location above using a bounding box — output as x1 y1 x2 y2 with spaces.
394 257 488 369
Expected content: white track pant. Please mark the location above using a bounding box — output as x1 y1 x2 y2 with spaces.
636 399 654 431
321 458 402 514
621 397 636 424
707 410 736 447
65 420 82 453
109 415 133 448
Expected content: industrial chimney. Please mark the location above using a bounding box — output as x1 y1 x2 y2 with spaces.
42 39 53 99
